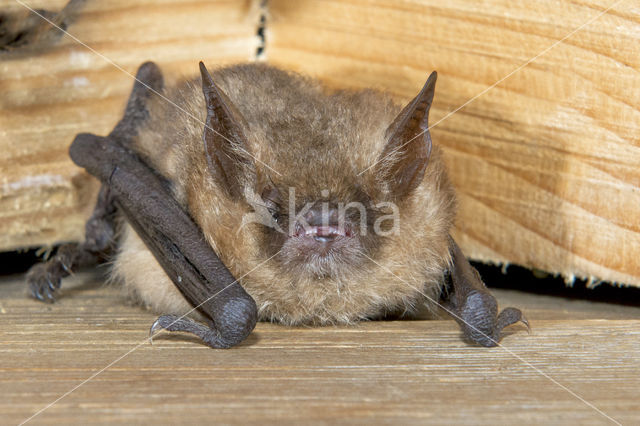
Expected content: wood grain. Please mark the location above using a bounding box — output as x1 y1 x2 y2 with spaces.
1 271 639 424
0 0 260 250
266 0 640 286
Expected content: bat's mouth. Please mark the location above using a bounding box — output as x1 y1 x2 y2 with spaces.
277 206 364 277
293 225 353 242
281 221 362 277
284 222 359 262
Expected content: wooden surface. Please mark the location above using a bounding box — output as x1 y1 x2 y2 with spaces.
0 0 260 250
0 271 639 425
267 0 640 287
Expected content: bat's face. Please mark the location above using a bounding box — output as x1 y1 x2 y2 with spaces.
249 181 391 278
199 64 438 282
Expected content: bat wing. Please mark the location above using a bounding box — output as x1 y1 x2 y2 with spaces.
441 236 529 346
29 62 257 349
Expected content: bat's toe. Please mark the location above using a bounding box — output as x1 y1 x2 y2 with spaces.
26 263 58 304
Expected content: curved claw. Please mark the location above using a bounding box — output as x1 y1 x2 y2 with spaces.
42 285 55 303
31 286 44 302
148 318 165 344
46 276 58 291
60 261 72 275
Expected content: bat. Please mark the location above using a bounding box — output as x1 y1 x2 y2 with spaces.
26 61 528 348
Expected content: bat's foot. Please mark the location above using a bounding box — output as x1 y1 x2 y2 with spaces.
457 291 529 347
26 244 78 302
25 186 116 303
26 263 60 303
149 315 236 349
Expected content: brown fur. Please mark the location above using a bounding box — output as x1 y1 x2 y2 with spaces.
112 63 457 325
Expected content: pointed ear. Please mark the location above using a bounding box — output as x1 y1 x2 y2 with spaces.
200 61 252 199
376 71 437 198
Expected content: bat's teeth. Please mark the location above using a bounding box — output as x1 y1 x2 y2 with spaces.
304 226 347 237
293 223 304 237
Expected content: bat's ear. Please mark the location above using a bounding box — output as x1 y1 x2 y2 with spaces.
199 61 253 199
376 71 437 199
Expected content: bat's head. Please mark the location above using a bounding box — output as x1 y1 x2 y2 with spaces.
198 62 448 282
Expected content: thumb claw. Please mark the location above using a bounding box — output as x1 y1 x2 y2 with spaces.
60 261 72 275
148 319 164 344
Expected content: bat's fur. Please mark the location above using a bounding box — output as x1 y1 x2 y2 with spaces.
112 64 457 326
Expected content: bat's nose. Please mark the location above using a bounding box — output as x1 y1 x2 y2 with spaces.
292 204 352 242
303 205 339 227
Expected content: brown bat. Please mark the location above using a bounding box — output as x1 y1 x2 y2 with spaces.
26 61 527 348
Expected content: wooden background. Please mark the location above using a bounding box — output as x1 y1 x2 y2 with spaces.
1 0 639 287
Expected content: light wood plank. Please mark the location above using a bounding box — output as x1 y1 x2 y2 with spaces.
0 271 639 424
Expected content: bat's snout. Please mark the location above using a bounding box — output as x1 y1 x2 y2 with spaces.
293 205 353 243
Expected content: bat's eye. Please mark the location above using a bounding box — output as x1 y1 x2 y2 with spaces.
262 200 280 223
260 184 283 226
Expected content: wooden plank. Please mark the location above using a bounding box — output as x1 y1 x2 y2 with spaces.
0 271 638 424
0 0 261 250
266 0 640 287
